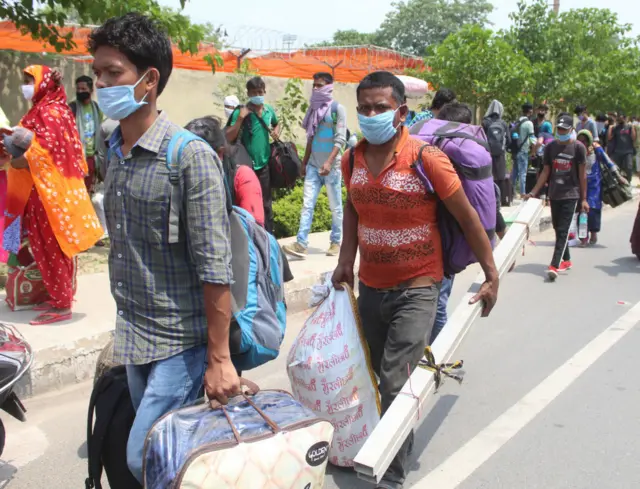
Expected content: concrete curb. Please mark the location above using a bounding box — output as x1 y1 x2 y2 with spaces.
16 330 113 398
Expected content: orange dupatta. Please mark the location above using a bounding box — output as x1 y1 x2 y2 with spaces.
4 65 102 258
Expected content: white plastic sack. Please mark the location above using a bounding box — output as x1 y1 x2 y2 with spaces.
287 284 380 467
568 213 580 247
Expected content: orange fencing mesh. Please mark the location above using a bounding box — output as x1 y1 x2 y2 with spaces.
0 21 424 82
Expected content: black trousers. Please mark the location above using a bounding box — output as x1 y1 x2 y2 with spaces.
255 166 274 234
613 153 634 182
550 199 578 268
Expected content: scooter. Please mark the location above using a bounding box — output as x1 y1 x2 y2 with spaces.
0 323 33 457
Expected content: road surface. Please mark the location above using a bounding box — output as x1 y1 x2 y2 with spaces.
2 201 640 489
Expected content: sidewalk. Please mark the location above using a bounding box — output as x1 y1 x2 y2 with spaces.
1 231 346 398
2 192 628 399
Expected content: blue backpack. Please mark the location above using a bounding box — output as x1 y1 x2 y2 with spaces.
166 130 287 371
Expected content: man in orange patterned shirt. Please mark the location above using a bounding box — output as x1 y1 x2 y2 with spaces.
332 72 499 489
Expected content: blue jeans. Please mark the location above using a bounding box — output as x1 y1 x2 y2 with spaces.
297 164 343 248
126 345 207 483
511 151 529 196
431 276 454 343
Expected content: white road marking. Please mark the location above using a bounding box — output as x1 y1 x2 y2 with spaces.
0 424 48 469
412 300 640 489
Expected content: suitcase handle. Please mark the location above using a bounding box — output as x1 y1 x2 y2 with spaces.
220 395 282 444
208 378 260 409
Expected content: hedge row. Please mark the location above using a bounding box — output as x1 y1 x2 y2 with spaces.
272 180 347 239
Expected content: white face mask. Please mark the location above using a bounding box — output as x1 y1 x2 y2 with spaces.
21 84 35 101
224 107 235 118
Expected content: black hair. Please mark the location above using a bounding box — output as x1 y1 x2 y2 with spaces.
537 103 549 111
313 72 333 84
595 112 607 122
357 71 405 105
185 116 226 151
522 102 534 113
185 116 235 190
436 102 473 124
574 104 587 115
246 76 266 91
431 88 456 111
75 75 93 89
88 13 173 95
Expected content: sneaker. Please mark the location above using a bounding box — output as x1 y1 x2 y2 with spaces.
559 260 572 271
547 266 559 281
326 243 340 257
282 242 307 259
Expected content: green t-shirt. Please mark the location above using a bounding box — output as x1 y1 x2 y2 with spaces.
80 103 99 156
229 104 278 170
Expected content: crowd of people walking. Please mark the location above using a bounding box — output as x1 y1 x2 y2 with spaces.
0 11 638 489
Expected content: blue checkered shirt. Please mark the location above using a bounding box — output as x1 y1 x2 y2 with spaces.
104 112 232 365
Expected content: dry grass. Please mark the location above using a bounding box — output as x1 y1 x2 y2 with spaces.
0 244 110 289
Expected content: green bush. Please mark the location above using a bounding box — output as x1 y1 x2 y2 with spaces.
272 180 347 239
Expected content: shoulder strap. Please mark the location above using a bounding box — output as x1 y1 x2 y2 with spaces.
331 101 339 124
412 145 437 195
432 128 491 152
166 130 207 244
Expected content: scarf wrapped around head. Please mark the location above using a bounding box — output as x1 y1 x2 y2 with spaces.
21 65 87 179
302 84 334 140
577 129 594 154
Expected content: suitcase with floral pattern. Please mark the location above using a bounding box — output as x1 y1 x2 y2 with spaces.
143 388 334 489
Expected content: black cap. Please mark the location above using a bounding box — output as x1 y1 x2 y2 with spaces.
557 114 574 130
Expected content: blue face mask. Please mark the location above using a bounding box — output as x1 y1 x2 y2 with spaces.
97 72 149 121
556 131 572 142
357 109 400 145
248 95 265 106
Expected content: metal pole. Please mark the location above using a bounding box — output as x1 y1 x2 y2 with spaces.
553 0 559 13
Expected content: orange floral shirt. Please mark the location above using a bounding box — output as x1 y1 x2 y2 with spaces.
342 127 461 289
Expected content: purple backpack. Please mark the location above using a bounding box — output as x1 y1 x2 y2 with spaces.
414 119 497 276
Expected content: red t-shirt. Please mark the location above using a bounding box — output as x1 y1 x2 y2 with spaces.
234 165 264 226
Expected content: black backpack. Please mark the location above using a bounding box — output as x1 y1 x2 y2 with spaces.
509 118 527 156
485 118 507 157
85 365 141 489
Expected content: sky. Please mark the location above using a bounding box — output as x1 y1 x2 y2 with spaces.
159 0 640 51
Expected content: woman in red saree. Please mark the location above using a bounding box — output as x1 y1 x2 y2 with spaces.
3 65 103 325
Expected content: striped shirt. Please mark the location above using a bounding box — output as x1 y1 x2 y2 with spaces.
105 111 232 365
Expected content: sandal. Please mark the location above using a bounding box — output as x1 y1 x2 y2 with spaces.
30 311 72 326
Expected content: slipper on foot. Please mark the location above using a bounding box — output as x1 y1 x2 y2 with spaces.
30 311 72 326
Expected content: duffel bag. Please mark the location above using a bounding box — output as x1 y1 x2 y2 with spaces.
269 139 302 189
143 383 334 489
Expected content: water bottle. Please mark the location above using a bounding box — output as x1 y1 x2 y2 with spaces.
578 212 588 240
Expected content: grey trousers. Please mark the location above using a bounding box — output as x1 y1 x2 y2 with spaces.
358 282 439 489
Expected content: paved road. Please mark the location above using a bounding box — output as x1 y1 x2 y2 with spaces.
2 201 640 489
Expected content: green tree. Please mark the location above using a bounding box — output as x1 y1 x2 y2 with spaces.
312 29 381 47
3 0 209 58
275 78 309 143
505 0 640 113
415 25 532 112
213 60 257 111
376 0 494 55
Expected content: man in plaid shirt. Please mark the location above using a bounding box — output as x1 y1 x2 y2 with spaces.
90 13 240 483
